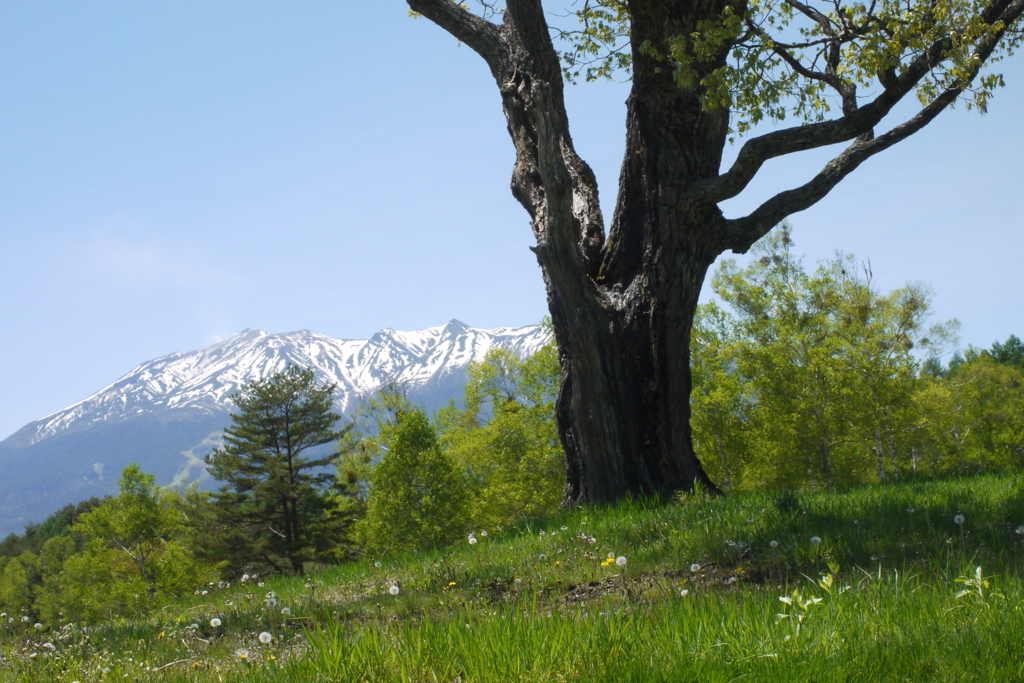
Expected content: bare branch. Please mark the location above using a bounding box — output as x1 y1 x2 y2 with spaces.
407 0 505 68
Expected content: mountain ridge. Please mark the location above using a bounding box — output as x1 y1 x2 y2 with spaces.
0 320 549 536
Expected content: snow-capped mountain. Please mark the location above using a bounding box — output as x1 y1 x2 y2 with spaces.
0 321 549 537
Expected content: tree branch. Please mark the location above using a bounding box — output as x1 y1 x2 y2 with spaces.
692 0 1022 207
406 0 505 69
723 0 1024 253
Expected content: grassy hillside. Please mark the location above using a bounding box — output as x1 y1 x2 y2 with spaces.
2 471 1023 682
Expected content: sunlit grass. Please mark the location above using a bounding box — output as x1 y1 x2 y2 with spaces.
2 471 1023 681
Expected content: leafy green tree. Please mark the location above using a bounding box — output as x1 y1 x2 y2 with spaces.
406 0 1023 505
360 409 469 557
700 228 953 489
437 343 564 529
34 535 75 624
75 464 174 598
0 553 34 617
56 464 214 622
944 357 1024 471
690 302 755 492
203 366 352 575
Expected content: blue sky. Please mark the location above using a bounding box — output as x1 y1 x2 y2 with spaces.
1 2 1021 440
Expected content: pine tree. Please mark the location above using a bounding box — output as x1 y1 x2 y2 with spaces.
203 366 352 575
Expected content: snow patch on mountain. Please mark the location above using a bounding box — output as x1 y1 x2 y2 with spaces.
18 320 550 447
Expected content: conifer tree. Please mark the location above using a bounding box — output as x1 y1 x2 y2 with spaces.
204 366 352 575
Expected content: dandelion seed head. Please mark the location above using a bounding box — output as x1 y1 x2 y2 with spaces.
538 554 547 561
34 623 43 631
468 536 478 545
679 589 689 597
588 537 596 544
690 563 701 573
954 514 965 525
235 648 250 660
1016 525 1024 536
210 618 222 628
389 585 400 596
481 530 489 537
615 556 627 567
907 508 914 513
770 540 779 548
810 536 821 545
259 632 273 644
281 607 291 616
374 561 382 567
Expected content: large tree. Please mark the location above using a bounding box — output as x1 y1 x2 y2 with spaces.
406 0 1022 505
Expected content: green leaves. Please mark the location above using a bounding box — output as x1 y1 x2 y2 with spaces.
556 0 1020 134
360 410 470 557
693 225 955 489
437 343 563 531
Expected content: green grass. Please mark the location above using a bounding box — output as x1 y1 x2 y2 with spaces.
3 471 1024 681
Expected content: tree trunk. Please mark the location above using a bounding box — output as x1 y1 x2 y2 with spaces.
549 239 721 504
478 0 729 505
874 429 886 482
714 427 733 493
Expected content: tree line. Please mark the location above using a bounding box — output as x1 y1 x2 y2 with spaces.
2 237 1021 624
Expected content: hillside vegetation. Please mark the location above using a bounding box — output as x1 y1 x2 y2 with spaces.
2 237 1023 680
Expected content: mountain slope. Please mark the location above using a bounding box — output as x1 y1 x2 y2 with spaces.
0 321 549 536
